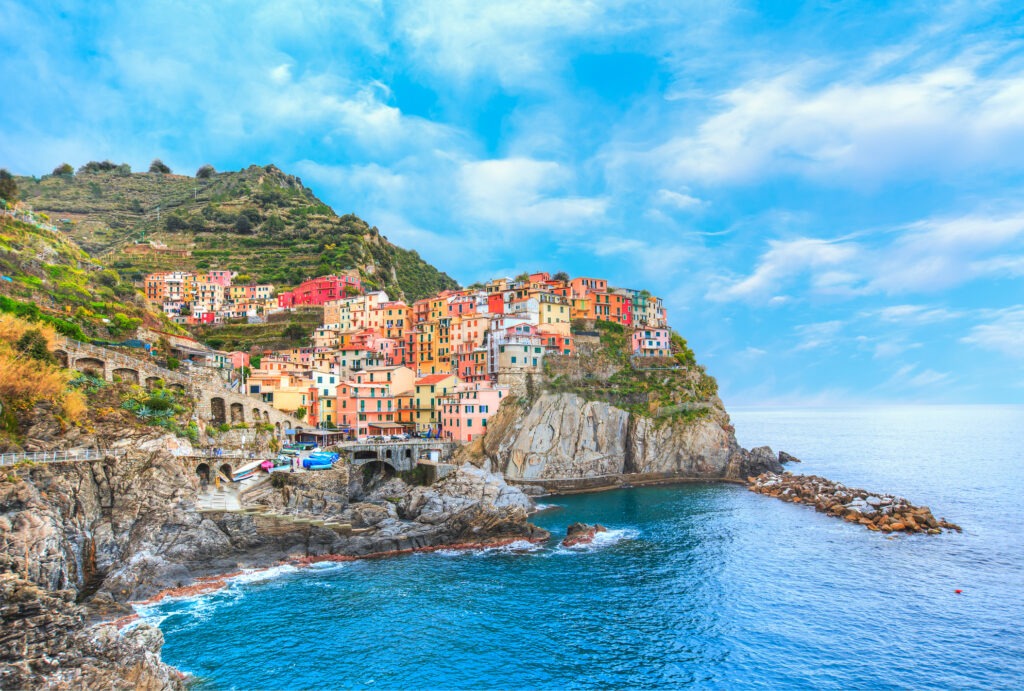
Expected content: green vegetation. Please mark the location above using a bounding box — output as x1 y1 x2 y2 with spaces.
194 307 322 351
17 164 459 302
0 216 172 340
0 169 17 205
542 321 719 425
148 159 171 174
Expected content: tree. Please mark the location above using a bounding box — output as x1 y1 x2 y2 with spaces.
165 214 188 232
196 164 216 179
149 159 171 174
0 169 18 205
52 163 74 177
250 354 262 369
553 271 570 282
234 214 252 233
282 323 307 341
294 407 307 421
16 329 54 364
78 160 117 174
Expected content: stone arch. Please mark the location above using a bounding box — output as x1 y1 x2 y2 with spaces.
284 421 292 430
196 463 210 486
404 449 413 459
385 449 393 459
74 357 105 377
210 397 226 425
230 402 244 424
218 463 233 481
168 383 185 392
262 410 269 423
361 460 396 483
275 422 281 436
252 407 261 423
145 376 162 390
112 368 139 384
53 350 69 368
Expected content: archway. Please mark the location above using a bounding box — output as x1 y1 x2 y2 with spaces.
253 407 261 423
385 449 393 460
168 383 185 392
262 410 270 423
230 402 244 424
361 460 396 487
74 357 105 377
275 422 281 436
145 376 162 390
53 350 69 368
218 463 233 481
404 449 413 459
196 463 210 486
112 368 139 384
210 397 226 425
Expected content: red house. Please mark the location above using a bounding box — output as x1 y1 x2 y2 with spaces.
278 274 362 308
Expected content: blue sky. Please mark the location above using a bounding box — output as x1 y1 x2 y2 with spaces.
2 0 1024 405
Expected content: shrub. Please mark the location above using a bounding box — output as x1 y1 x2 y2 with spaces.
196 164 215 179
0 169 17 205
52 163 74 177
16 329 54 364
149 159 171 174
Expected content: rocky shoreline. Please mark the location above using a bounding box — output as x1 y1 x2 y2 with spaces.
747 472 962 534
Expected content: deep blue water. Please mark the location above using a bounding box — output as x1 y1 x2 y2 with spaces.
145 406 1024 690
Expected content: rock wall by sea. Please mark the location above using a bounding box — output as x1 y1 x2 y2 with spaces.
479 393 780 489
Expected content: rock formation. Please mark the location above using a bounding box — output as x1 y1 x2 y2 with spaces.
479 393 782 490
747 472 961 534
0 429 543 686
561 522 607 547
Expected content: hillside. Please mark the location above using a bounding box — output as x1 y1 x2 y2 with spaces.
0 213 178 341
16 164 459 302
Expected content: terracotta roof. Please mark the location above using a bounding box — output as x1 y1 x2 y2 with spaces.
416 374 455 385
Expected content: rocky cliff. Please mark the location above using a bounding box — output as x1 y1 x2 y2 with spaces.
479 393 780 491
1 432 542 686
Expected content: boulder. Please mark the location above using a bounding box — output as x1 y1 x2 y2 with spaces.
562 522 607 547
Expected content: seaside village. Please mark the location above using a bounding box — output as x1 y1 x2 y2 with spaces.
141 269 670 444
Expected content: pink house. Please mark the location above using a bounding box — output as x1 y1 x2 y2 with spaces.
631 328 671 356
227 351 250 369
439 383 509 443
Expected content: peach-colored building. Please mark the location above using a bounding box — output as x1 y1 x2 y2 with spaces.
439 382 509 443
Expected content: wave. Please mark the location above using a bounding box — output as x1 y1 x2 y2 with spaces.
558 527 640 552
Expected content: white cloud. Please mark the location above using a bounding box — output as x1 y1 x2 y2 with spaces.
655 188 705 210
457 157 607 227
710 238 860 302
717 210 1024 302
644 62 1024 185
873 304 964 325
961 307 1024 357
393 0 606 90
793 320 844 351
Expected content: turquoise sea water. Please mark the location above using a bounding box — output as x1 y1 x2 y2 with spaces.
146 406 1024 690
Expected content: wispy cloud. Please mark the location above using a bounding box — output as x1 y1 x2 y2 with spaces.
961 306 1024 358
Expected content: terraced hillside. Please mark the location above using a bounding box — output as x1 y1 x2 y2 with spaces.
17 164 459 301
0 213 178 340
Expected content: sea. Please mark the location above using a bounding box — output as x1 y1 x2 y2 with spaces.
141 406 1024 690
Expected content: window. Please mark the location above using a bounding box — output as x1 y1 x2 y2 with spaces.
511 356 517 364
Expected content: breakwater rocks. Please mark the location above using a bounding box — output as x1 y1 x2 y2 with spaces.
562 522 607 547
748 473 961 534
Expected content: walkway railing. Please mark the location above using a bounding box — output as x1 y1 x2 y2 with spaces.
0 448 127 467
